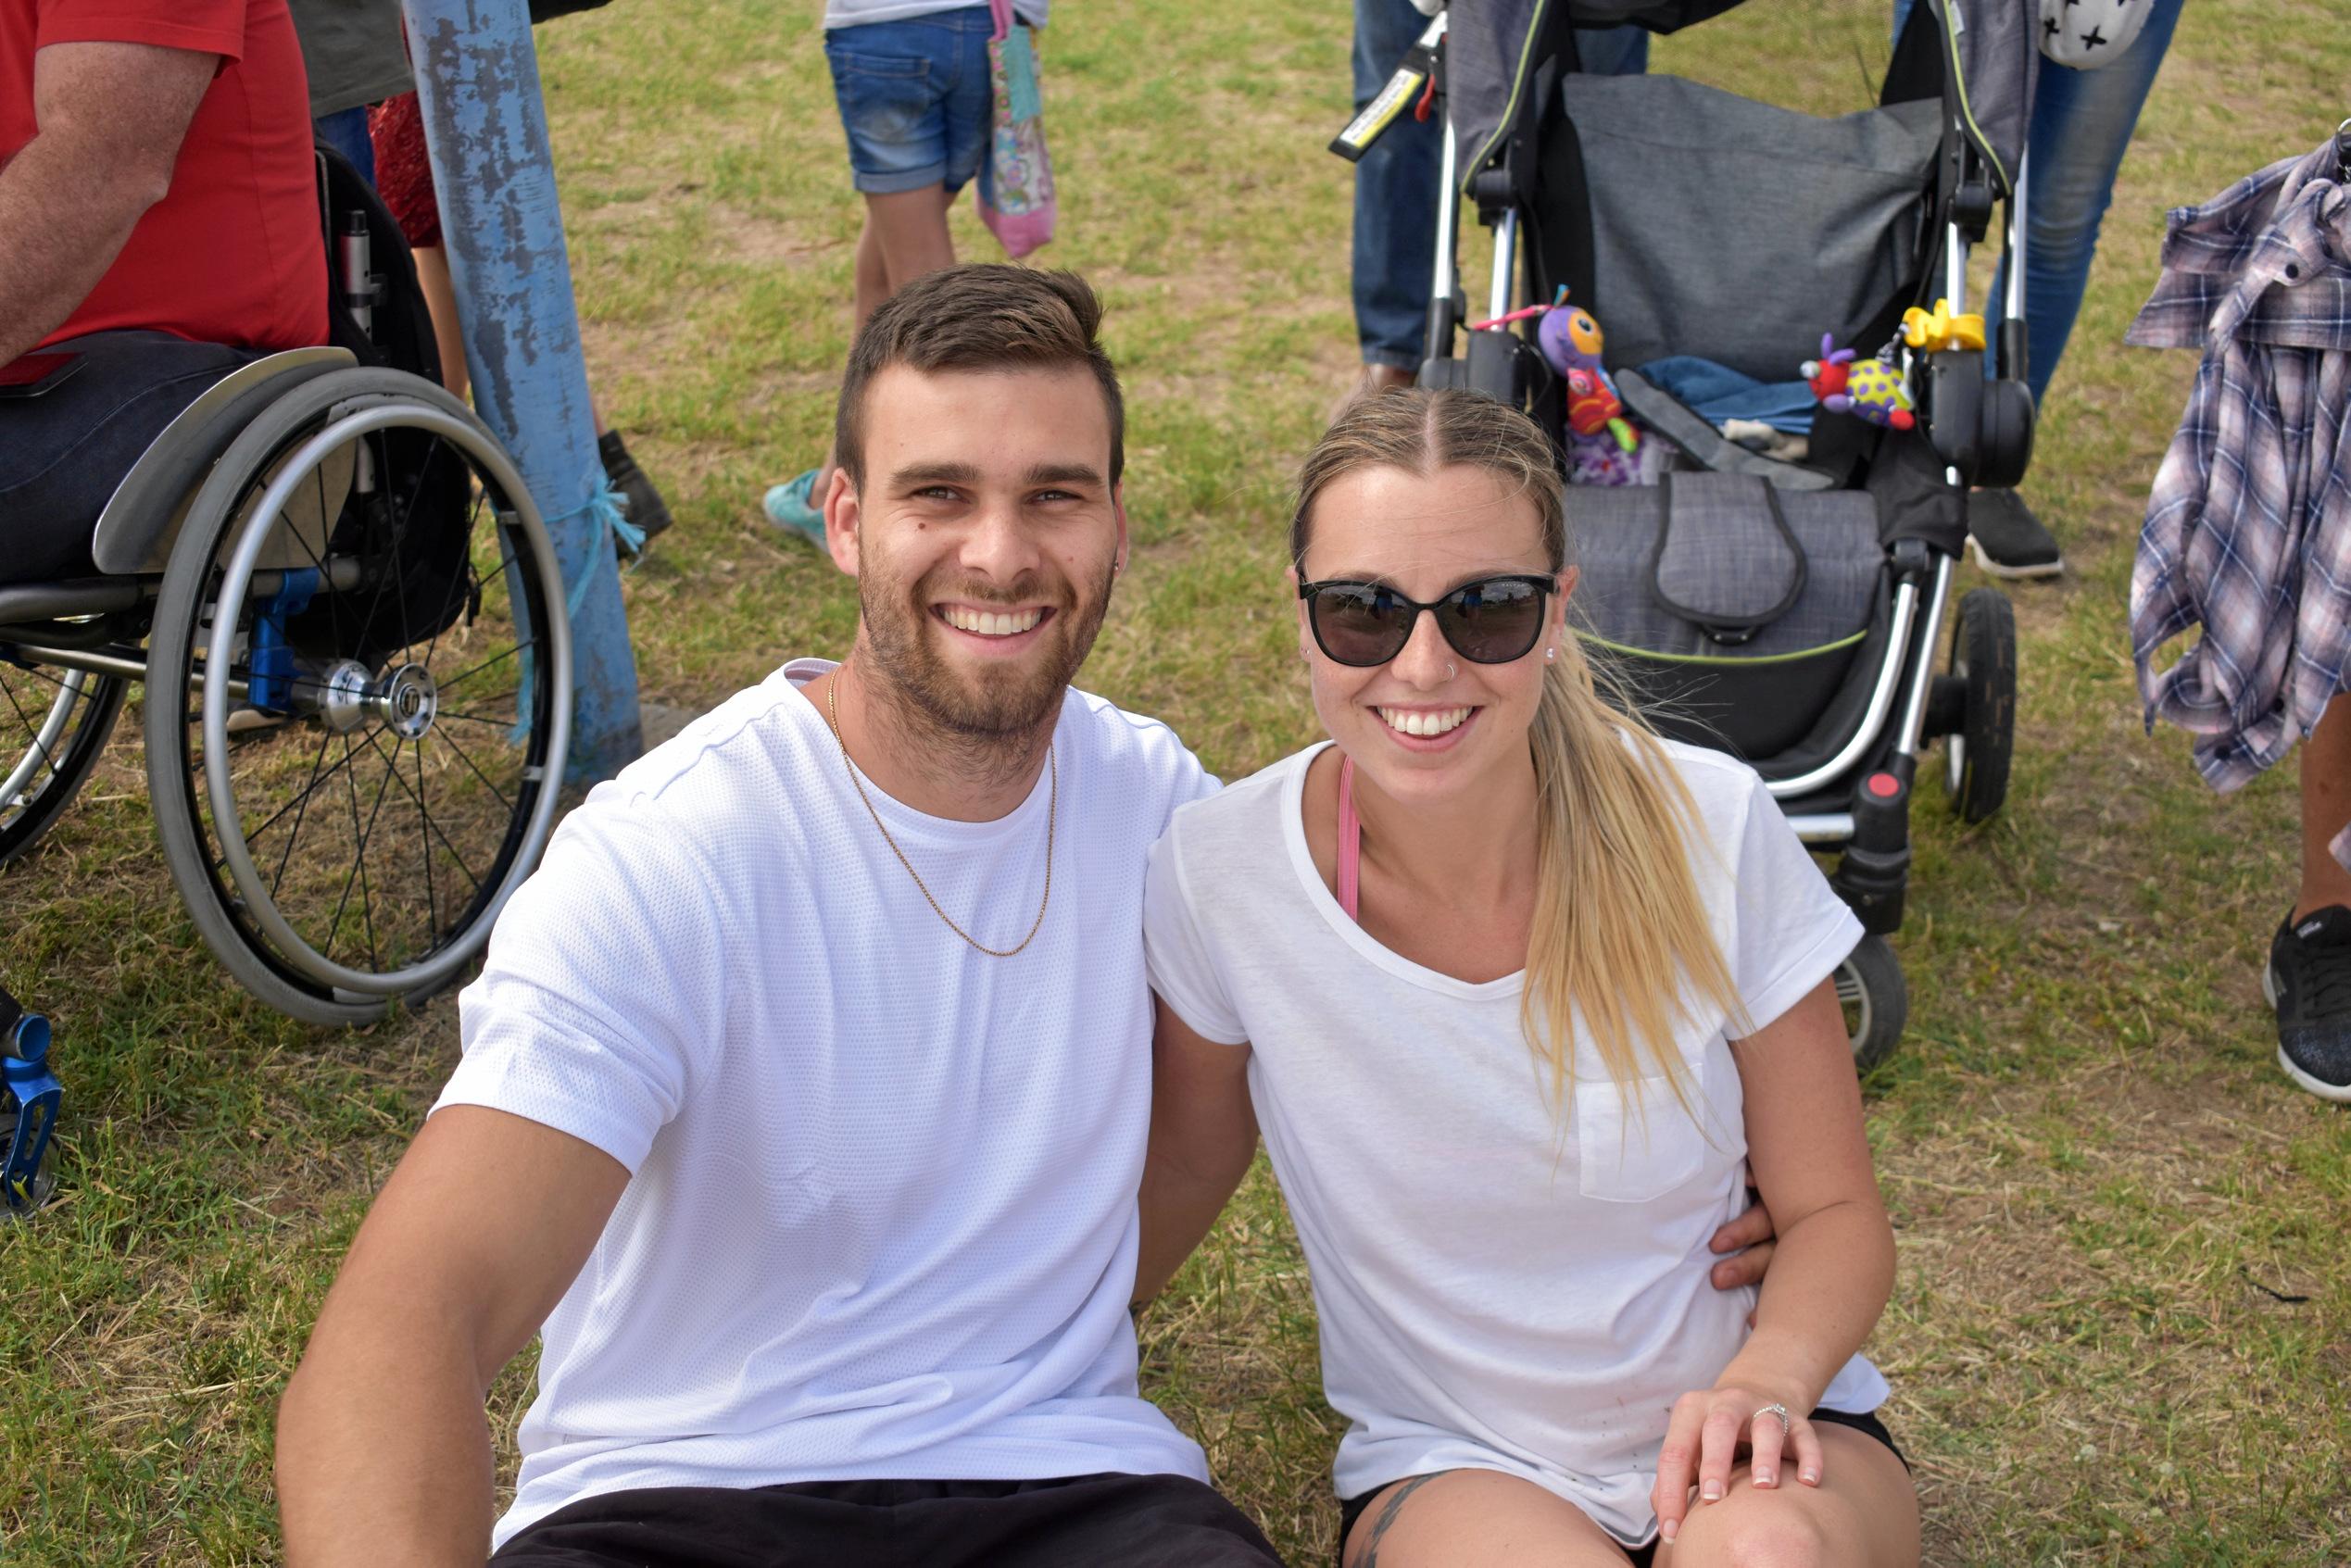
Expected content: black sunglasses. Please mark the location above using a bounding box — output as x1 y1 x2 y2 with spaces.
1297 573 1556 668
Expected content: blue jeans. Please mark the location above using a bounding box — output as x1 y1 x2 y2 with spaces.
0 332 262 584
824 6 996 196
1897 0 2186 403
314 107 375 187
1350 0 1649 369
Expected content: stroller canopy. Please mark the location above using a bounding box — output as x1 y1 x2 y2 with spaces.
1449 0 2039 197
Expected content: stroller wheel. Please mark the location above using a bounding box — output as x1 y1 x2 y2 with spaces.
1834 935 1906 1074
1942 587 2016 823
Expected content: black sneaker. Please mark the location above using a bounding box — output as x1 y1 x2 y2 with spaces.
597 429 673 552
1967 489 2064 580
2265 906 2351 1102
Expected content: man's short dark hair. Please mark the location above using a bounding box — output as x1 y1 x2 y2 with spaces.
835 266 1125 490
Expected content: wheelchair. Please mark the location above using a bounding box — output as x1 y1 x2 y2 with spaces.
0 149 572 1025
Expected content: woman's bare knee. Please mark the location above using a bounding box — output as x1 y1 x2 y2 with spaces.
1675 1507 1829 1568
1657 1428 1917 1568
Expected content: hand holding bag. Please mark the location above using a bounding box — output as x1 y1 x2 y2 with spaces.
979 0 1056 257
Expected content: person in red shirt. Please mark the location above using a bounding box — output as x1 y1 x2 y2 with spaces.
0 0 328 585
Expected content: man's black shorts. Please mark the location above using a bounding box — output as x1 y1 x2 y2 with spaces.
492 1472 1285 1568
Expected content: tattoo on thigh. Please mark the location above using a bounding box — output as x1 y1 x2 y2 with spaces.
1350 1471 1452 1568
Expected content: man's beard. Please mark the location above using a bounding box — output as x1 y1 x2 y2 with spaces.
858 558 1115 742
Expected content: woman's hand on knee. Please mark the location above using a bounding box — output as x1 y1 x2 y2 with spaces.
1652 1384 1825 1545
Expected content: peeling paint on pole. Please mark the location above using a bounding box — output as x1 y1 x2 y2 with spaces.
403 0 642 784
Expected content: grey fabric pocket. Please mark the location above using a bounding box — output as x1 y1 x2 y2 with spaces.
1651 474 1804 643
1570 483 1880 660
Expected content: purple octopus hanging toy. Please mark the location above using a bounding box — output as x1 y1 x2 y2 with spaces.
1526 290 1641 484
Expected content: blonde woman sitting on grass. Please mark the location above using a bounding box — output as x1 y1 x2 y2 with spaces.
1137 389 1919 1567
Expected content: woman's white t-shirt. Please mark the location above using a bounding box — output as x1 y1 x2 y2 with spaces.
1141 739 1887 1548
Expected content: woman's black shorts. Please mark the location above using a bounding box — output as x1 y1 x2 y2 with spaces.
1333 1406 1906 1566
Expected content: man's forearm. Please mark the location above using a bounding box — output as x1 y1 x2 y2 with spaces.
1133 1143 1255 1307
275 1301 500 1568
0 132 167 366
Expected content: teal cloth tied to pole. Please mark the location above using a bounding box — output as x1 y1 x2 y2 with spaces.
512 466 642 741
555 470 646 615
401 0 644 784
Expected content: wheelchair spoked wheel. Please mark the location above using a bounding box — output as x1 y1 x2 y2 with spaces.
0 658 127 867
145 369 572 1024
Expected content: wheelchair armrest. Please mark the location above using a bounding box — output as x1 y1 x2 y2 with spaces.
90 346 357 575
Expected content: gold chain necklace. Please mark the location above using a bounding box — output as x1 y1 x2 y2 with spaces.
826 676 1055 958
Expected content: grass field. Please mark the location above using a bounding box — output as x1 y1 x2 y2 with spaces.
6 1 2350 1562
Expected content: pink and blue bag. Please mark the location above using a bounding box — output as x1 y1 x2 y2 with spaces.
979 0 1056 257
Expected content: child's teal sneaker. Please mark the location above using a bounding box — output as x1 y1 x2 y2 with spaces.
763 469 828 552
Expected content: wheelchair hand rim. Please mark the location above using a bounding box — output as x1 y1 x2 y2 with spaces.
1 666 93 809
199 399 572 997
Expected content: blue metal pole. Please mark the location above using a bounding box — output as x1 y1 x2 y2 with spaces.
400 0 643 783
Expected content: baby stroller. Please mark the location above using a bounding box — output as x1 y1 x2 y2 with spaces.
1402 0 2038 1067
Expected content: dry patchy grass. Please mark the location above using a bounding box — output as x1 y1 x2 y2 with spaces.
6 1 2349 1563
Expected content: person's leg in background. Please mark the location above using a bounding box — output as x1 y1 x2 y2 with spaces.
769 7 984 546
369 91 674 547
408 246 470 401
2013 0 2188 408
1967 0 2187 578
2298 696 2351 923
1341 4 1647 416
2271 691 2351 1101
1569 22 1649 78
1343 0 1441 409
313 106 376 187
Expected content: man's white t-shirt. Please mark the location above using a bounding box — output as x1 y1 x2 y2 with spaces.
1141 739 1888 1548
437 659 1214 1549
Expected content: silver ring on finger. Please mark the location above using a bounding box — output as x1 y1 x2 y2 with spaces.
1753 1401 1792 1436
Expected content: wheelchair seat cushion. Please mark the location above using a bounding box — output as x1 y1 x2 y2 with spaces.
0 332 265 586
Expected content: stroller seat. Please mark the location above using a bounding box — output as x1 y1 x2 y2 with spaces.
1538 73 1944 386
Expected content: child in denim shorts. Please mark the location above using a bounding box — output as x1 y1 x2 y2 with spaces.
763 0 1049 544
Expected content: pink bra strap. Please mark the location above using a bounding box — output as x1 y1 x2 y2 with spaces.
1336 754 1362 923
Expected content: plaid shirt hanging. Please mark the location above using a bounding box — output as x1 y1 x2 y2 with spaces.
2127 137 2351 873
